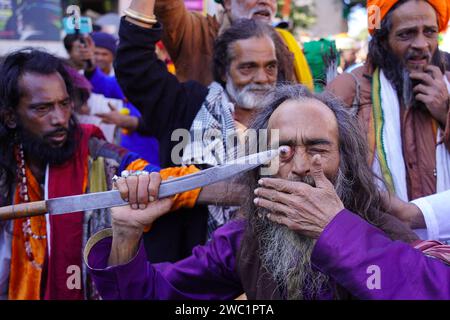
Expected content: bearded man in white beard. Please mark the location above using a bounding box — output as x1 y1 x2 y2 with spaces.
239 85 418 299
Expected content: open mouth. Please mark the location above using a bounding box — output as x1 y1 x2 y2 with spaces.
252 9 272 20
47 131 68 145
406 55 430 68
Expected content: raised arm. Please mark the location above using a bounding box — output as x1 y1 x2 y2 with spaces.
115 5 207 140
154 0 219 84
154 0 206 63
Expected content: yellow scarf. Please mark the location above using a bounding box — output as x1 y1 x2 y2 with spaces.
276 28 314 91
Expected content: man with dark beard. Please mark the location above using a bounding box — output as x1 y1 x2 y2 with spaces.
0 49 202 300
82 84 445 300
327 0 450 243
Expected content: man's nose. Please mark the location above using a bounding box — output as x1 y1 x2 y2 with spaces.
50 105 68 126
411 33 429 51
253 68 270 84
290 149 311 177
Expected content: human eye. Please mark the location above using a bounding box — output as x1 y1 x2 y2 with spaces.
397 30 413 40
278 145 294 161
60 99 72 109
309 148 327 155
266 63 277 74
424 28 437 37
239 64 255 74
33 105 50 115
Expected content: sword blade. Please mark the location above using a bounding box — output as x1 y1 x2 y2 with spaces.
47 150 278 215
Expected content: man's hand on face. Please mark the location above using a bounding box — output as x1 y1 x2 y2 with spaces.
410 65 450 126
253 155 344 239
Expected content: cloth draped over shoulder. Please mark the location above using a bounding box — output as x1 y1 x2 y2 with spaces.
3 124 201 300
275 28 314 90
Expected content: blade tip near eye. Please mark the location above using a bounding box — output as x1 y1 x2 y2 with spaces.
258 149 279 164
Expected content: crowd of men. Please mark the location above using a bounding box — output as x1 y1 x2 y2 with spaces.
0 0 449 300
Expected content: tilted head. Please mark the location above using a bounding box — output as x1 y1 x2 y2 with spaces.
368 0 448 103
0 49 79 167
214 19 284 110
251 84 383 217
241 84 384 299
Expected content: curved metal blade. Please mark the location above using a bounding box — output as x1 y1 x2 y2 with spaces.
47 149 278 215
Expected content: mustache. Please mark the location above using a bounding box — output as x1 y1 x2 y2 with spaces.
288 175 316 187
241 83 273 94
250 6 274 16
43 127 69 138
405 51 431 62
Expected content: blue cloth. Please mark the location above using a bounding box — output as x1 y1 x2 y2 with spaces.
87 67 160 166
120 104 160 167
91 32 117 56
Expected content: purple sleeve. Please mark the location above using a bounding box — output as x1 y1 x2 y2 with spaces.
311 210 450 300
87 220 245 300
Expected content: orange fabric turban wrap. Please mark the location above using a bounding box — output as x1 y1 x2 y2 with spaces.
367 0 450 35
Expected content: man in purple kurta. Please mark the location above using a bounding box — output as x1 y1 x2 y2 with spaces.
84 85 450 300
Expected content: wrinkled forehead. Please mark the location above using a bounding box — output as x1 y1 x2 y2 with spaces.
230 36 277 63
18 72 68 103
267 98 339 145
390 0 439 30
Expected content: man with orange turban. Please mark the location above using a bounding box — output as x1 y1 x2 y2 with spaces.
327 0 450 243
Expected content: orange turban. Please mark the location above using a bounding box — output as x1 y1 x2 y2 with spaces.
367 0 450 35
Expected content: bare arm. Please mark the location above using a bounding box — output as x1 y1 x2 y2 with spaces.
197 181 249 207
380 191 426 229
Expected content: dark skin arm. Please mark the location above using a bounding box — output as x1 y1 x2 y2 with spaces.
197 180 249 206
380 192 426 229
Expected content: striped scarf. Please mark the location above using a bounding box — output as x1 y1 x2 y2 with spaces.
414 240 450 265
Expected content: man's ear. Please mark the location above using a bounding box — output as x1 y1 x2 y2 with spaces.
2 109 17 129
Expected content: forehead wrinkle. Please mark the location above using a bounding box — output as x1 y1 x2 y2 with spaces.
21 73 68 103
392 1 438 29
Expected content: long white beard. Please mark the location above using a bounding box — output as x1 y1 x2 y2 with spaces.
226 78 272 110
258 215 329 300
256 169 352 299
